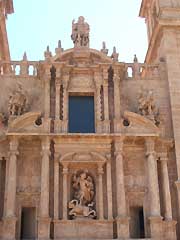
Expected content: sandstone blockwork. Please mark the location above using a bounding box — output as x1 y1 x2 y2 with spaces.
0 0 180 239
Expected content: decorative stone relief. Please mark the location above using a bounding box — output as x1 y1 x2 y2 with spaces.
0 112 7 127
71 16 90 48
138 89 159 124
8 83 27 116
69 170 96 219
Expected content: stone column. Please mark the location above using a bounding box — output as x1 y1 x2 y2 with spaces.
175 180 180 237
113 71 121 132
54 82 61 133
43 69 51 132
103 69 110 133
62 84 68 133
62 164 68 220
106 155 113 220
38 137 51 240
96 84 103 133
44 74 50 119
3 137 18 240
146 138 161 216
146 137 162 238
54 155 59 220
114 139 129 239
98 165 104 220
159 151 172 220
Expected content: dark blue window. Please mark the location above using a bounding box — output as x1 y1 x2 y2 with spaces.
68 96 95 133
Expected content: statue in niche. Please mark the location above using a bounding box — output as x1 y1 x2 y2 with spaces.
8 83 27 116
138 89 160 124
68 170 96 219
71 16 90 48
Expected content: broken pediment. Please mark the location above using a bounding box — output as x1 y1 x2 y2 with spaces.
7 112 46 134
123 111 160 136
53 48 113 66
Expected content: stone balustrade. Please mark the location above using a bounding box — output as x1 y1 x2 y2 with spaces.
0 60 162 81
125 63 160 80
0 60 38 76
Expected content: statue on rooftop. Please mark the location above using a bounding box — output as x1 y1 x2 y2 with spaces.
71 16 90 48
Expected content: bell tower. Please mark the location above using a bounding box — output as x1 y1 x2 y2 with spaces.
0 0 14 61
140 0 180 236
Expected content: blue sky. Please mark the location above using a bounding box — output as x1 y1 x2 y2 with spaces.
6 0 147 63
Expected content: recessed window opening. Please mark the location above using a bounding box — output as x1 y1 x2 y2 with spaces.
68 95 95 133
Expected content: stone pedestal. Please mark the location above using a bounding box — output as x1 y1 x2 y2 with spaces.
116 217 130 239
61 120 68 133
54 119 62 133
38 217 51 240
149 216 163 239
96 120 103 133
102 120 110 133
42 118 51 133
113 119 122 133
54 220 113 239
163 220 177 240
2 216 17 240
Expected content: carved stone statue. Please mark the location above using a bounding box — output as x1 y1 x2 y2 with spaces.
69 171 96 219
101 41 108 55
0 112 6 128
111 46 119 62
71 16 90 48
8 83 27 116
138 90 158 123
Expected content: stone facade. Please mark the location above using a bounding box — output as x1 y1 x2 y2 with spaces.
0 0 180 239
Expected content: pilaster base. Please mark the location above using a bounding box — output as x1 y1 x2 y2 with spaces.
2 216 17 240
116 217 130 239
38 217 51 240
163 220 177 240
149 216 163 239
113 119 122 133
96 121 103 133
54 119 62 133
42 118 51 133
102 120 110 133
61 120 68 133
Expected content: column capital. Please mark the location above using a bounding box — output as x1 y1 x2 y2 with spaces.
9 137 19 150
62 165 69 175
158 152 168 162
98 166 104 175
145 137 156 156
9 137 19 157
175 180 180 190
114 138 124 155
106 153 111 163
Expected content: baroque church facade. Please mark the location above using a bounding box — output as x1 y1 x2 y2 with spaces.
0 0 180 239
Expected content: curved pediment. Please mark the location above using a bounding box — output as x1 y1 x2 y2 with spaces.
53 48 113 64
7 112 43 133
123 111 160 136
60 151 107 165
